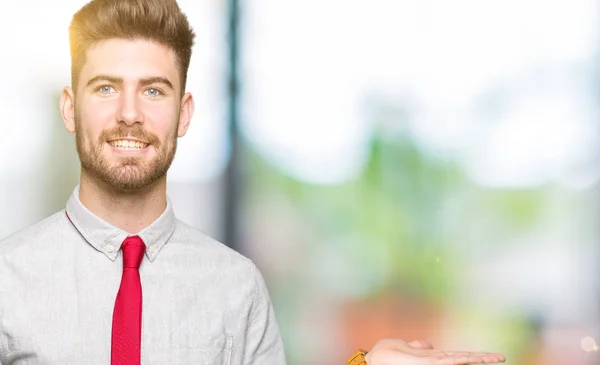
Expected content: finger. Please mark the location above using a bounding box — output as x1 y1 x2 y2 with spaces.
408 340 434 349
433 351 505 364
456 352 505 363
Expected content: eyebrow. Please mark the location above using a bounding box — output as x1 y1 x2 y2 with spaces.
139 77 174 90
86 75 174 91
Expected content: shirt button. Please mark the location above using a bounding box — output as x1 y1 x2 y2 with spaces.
106 245 114 253
148 246 156 254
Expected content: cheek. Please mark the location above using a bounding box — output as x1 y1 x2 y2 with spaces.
92 100 117 119
78 117 113 146
78 98 117 133
142 102 179 135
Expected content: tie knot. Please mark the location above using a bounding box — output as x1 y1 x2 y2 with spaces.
121 236 146 269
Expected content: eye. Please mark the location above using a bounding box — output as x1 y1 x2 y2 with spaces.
144 88 162 97
98 85 117 95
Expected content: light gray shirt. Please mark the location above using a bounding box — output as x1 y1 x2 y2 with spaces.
0 186 286 364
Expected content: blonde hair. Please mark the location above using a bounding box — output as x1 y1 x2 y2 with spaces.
69 0 196 94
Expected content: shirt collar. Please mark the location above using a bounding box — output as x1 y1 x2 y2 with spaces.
65 185 176 262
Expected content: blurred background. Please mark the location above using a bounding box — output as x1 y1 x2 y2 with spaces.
1 0 600 364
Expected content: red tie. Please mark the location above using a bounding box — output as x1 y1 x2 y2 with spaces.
111 236 146 365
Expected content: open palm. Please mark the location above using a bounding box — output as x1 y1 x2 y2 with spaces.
365 339 506 365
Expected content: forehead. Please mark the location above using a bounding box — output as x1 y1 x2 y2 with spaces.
80 38 180 88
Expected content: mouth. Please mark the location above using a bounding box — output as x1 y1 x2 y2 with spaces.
107 139 150 151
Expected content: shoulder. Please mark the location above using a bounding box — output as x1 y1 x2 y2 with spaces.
170 219 256 268
166 219 268 295
0 210 67 257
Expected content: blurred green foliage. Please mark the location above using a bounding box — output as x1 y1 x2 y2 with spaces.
244 125 547 302
243 113 552 364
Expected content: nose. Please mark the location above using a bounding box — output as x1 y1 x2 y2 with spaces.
117 91 143 125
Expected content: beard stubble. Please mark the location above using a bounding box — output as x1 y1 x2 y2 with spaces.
74 114 178 192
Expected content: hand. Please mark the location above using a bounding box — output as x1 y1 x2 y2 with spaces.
365 338 506 364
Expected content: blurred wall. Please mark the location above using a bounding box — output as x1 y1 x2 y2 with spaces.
239 1 600 364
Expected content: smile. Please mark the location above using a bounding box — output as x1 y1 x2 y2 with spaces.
108 139 150 150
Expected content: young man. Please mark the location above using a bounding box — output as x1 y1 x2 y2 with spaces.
0 0 506 364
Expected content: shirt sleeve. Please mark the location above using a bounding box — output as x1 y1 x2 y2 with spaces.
241 263 287 365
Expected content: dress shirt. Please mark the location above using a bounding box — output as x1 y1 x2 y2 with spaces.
0 186 286 364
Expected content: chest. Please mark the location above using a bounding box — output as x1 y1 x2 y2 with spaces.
0 260 250 364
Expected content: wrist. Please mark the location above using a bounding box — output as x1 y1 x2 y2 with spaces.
347 349 368 365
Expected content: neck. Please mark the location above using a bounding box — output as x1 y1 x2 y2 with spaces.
78 170 167 234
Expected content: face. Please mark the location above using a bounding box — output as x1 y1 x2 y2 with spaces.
60 38 194 192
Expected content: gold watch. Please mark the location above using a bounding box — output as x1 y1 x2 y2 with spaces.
347 349 368 365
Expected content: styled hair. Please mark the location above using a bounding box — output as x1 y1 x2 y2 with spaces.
69 0 195 94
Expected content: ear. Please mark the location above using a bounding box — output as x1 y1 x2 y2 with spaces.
60 86 76 133
177 92 195 138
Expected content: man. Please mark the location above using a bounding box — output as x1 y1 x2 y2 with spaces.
0 0 506 364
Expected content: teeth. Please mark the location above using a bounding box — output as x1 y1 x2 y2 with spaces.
109 140 149 150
